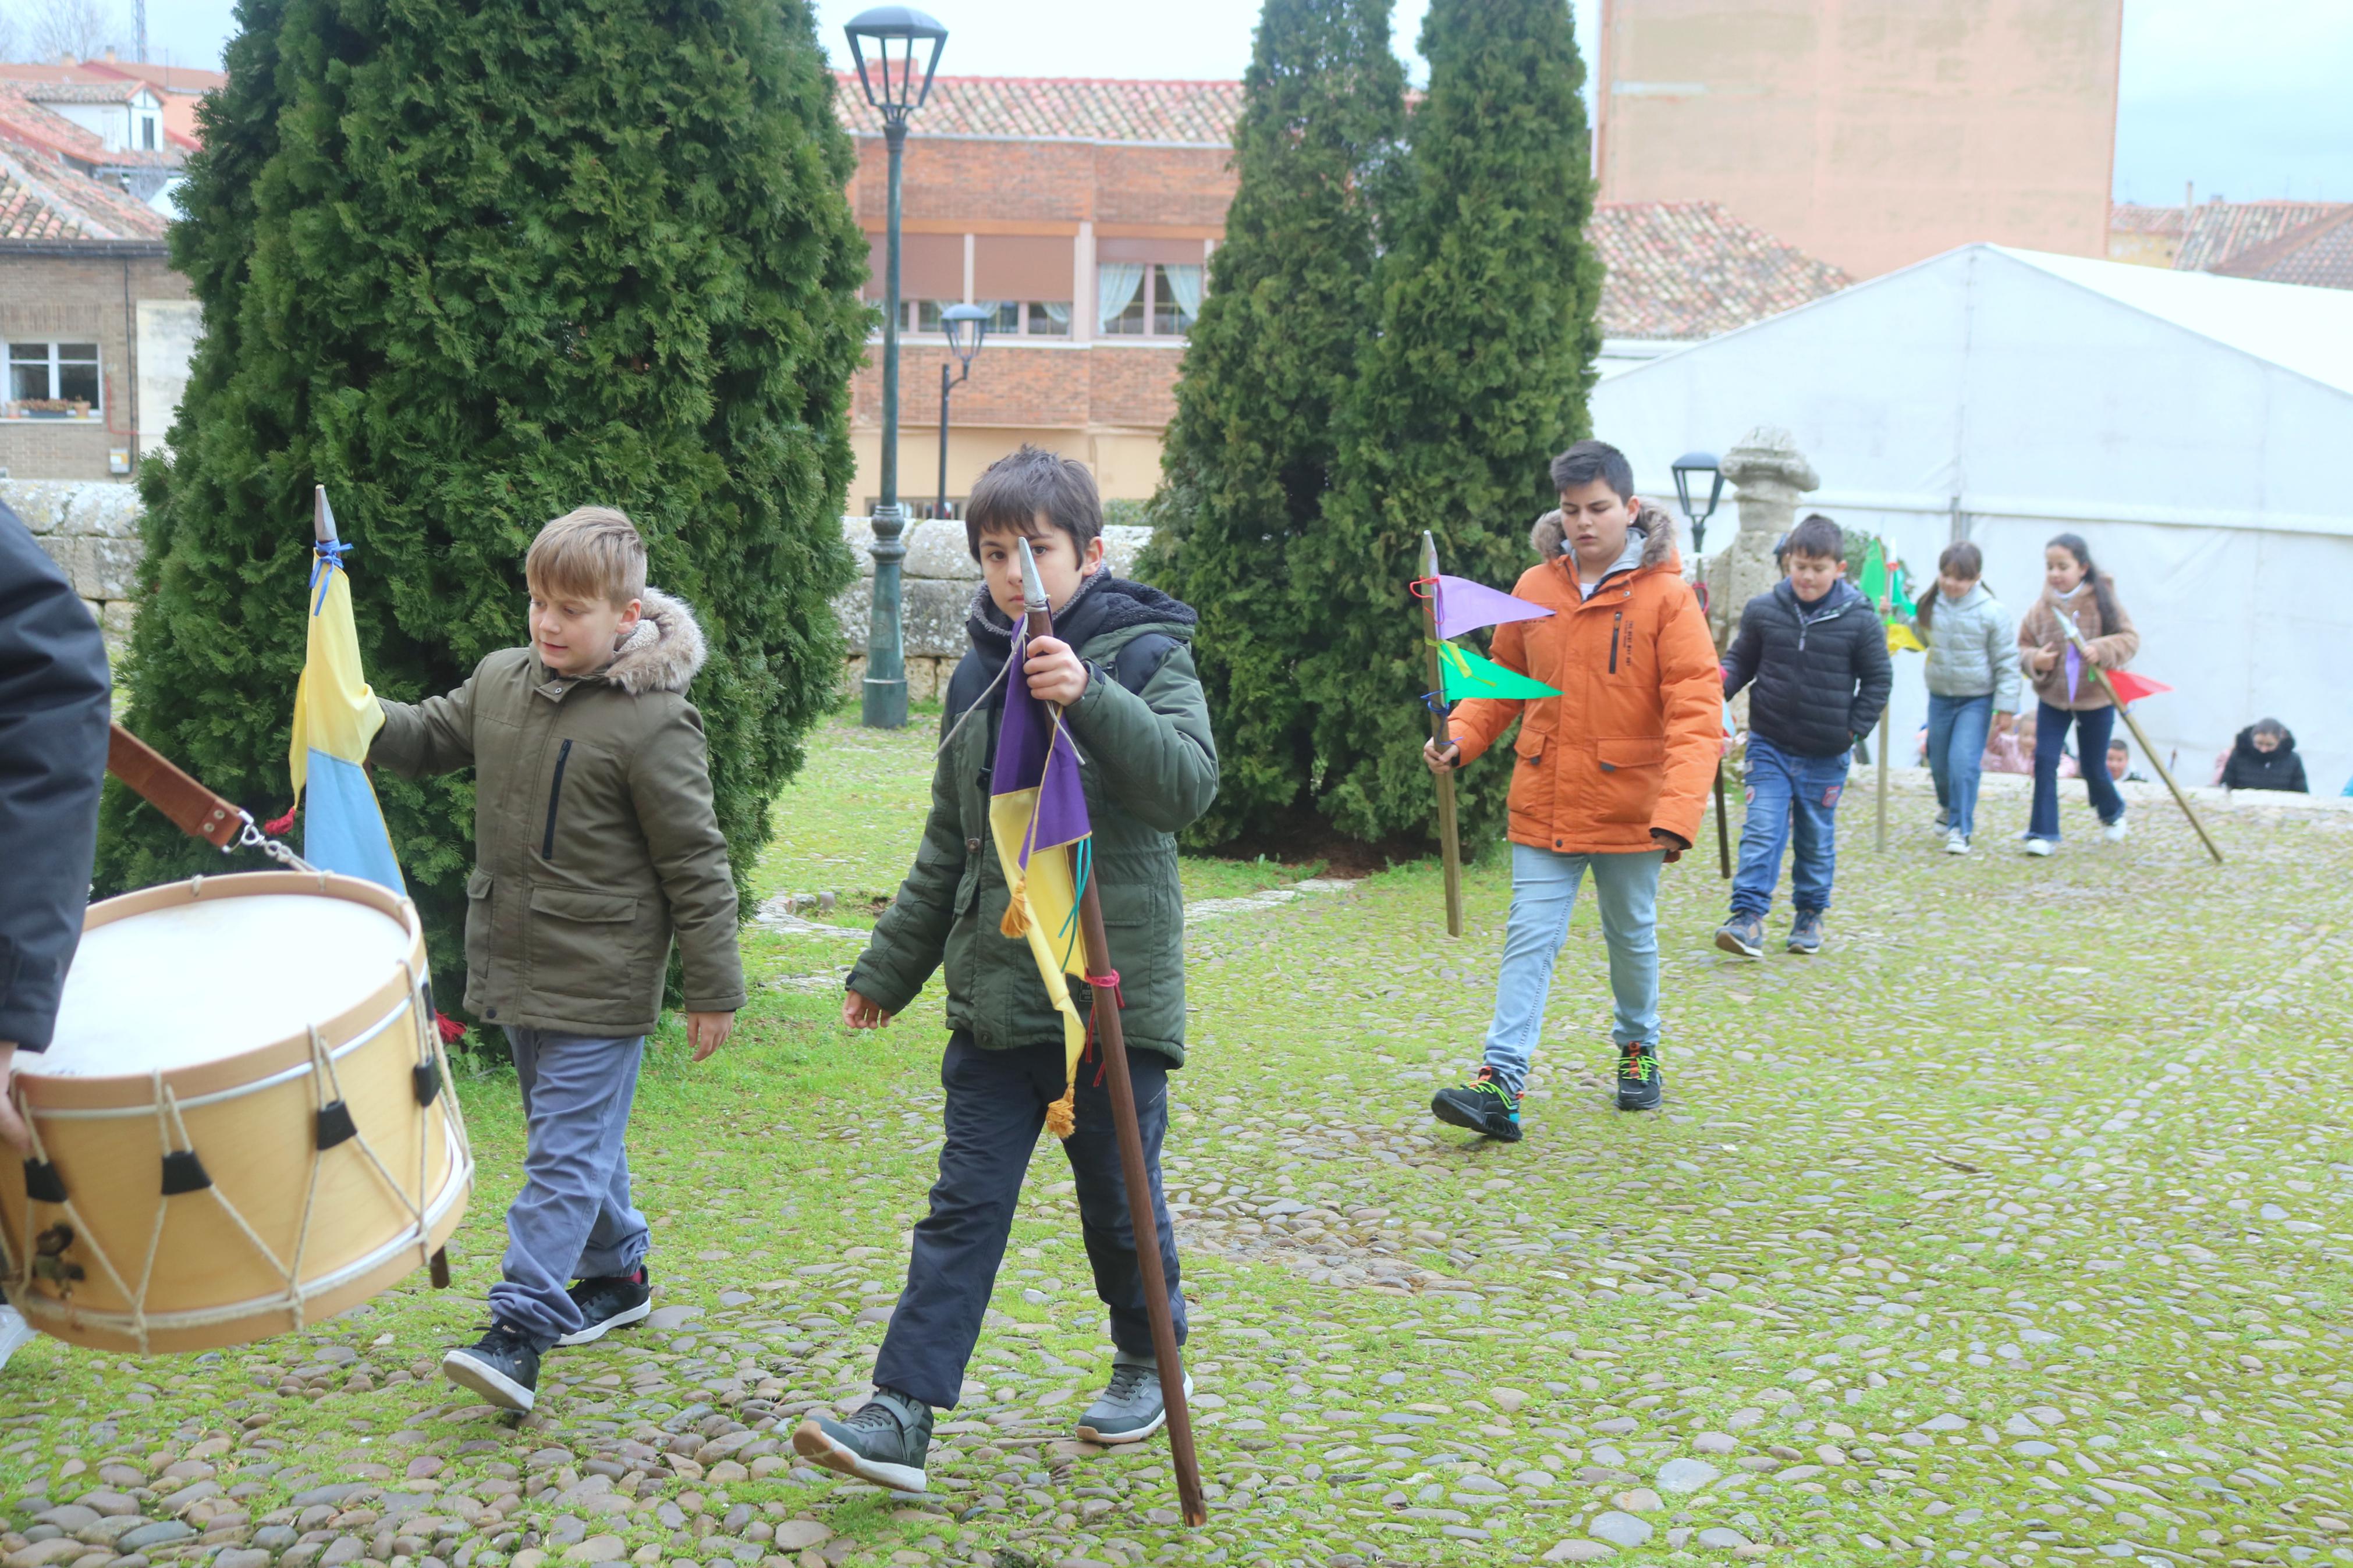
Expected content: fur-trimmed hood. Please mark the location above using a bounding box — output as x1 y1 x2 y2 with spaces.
603 587 708 695
1529 503 1680 574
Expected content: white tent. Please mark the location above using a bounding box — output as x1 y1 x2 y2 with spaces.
1596 244 2353 801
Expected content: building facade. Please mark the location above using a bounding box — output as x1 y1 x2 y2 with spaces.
1594 0 2122 280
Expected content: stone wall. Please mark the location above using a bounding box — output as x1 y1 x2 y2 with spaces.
832 514 1154 701
4 479 142 641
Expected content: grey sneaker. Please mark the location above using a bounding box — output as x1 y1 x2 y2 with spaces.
1076 1355 1195 1445
793 1387 932 1493
1714 913 1765 958
1787 911 1825 954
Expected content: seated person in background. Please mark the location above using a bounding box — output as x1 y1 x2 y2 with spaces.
2218 719 2308 792
2107 739 2149 784
1983 709 2076 778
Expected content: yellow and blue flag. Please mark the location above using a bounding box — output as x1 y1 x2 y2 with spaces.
287 490 404 892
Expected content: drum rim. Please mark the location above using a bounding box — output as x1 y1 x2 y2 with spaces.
17 870 430 1110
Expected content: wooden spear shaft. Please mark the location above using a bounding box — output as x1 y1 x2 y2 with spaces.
1419 533 1465 938
1017 542 1206 1527
2060 622 2224 865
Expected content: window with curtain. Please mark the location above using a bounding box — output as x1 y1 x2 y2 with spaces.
1098 263 1147 335
1154 265 1204 336
1027 302 1071 336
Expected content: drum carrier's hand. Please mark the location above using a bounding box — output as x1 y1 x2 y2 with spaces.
686 1011 734 1062
842 990 894 1030
0 1042 26 1154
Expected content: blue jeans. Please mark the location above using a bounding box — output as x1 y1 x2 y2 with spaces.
491 1027 651 1349
1926 692 1994 838
2029 700 2125 841
1479 844 1662 1096
1730 735 1850 919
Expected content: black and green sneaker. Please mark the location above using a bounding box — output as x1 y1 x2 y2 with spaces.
1431 1066 1522 1142
1615 1043 1663 1112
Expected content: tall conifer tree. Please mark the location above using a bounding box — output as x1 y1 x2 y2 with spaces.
1142 0 1404 846
1292 0 1603 845
100 0 870 987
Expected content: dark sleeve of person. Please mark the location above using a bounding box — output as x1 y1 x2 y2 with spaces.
2219 750 2246 791
0 509 114 1052
1720 599 1765 698
2288 755 2309 793
1847 611 1894 740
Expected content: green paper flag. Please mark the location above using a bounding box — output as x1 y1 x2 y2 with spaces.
1437 641 1560 701
1858 539 1887 604
1887 563 1914 617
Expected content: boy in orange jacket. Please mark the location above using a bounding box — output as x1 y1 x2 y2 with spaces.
1423 441 1722 1126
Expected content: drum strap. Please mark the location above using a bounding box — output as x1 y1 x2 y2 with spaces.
107 723 315 871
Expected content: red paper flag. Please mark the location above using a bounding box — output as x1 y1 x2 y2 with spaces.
2106 671 2173 706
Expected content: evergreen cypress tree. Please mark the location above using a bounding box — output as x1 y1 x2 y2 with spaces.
1292 0 1603 845
100 0 870 990
1141 0 1404 847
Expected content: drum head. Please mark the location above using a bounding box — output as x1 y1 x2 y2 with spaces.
44 892 417 1078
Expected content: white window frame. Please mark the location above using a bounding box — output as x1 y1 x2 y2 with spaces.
3 341 104 421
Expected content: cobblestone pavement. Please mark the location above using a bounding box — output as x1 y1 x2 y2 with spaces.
6 719 2351 1568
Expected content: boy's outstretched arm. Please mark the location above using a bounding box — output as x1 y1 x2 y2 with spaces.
1653 588 1724 852
1719 602 1762 697
846 756 968 1016
631 705 746 1043
1062 645 1219 834
372 675 479 778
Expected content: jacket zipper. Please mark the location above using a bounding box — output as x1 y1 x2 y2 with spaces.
541 738 573 861
1607 610 1623 673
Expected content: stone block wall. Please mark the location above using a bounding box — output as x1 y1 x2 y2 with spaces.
833 514 1154 701
4 479 143 641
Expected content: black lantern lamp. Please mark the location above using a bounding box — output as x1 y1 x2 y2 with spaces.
936 303 990 518
845 5 948 728
1670 449 1726 554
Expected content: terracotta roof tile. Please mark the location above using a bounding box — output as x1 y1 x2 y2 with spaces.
1592 201 1849 340
2174 200 2351 273
2110 202 2186 237
0 136 169 241
833 75 1243 144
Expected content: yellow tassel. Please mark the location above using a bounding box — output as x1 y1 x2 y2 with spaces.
1045 1083 1077 1139
1000 878 1030 938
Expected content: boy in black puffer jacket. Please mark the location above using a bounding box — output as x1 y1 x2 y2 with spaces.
1716 515 1891 957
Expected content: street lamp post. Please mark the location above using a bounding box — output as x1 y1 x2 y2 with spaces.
845 5 949 730
936 303 990 518
1670 449 1726 556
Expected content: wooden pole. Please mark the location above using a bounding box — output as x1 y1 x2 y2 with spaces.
1874 706 1891 852
2092 668 2224 866
1713 763 1732 878
1419 533 1465 938
1017 543 1206 1527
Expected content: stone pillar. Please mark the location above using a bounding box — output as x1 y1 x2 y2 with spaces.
1705 426 1819 649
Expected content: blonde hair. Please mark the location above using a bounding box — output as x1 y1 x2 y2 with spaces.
526 506 647 609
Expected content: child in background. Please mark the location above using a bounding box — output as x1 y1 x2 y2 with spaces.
2219 720 2309 792
2107 739 2149 784
1716 515 1891 957
1913 541 2020 855
2017 532 2138 856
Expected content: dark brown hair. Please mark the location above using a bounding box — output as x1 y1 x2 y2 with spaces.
964 443 1103 559
1786 514 1843 562
1914 541 1985 630
2047 532 2121 632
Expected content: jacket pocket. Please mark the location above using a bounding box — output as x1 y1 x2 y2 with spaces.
1507 729 1555 837
1593 737 1667 824
464 869 494 993
525 885 644 1004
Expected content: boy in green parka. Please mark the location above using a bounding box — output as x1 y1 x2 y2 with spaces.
797 446 1217 1494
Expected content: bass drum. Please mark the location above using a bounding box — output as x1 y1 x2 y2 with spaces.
0 871 473 1353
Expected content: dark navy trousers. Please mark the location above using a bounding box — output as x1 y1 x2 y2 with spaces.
874 1032 1185 1410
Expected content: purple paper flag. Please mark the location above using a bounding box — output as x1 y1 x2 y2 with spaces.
1435 574 1554 641
2064 642 2082 705
992 626 1091 866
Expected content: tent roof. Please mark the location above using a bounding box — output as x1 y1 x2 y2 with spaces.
1992 247 2353 398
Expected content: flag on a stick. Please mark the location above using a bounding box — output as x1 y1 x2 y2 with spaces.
988 626 1093 1137
288 489 404 891
2104 670 2173 706
1436 641 1560 701
1432 575 1553 641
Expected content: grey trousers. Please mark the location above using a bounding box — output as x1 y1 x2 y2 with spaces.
489 1027 650 1349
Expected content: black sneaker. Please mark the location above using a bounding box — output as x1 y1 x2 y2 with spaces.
1431 1067 1522 1142
1715 913 1765 958
793 1388 933 1494
1076 1357 1195 1445
556 1266 651 1347
1787 911 1825 954
442 1324 541 1413
1616 1043 1663 1112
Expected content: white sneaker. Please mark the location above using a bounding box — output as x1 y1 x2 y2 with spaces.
2024 838 2055 857
1945 832 1970 855
2102 818 2129 843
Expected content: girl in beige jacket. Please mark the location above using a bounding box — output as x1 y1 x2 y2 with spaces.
2015 532 2139 854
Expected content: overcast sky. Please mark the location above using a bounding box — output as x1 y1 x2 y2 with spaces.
119 0 2353 205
